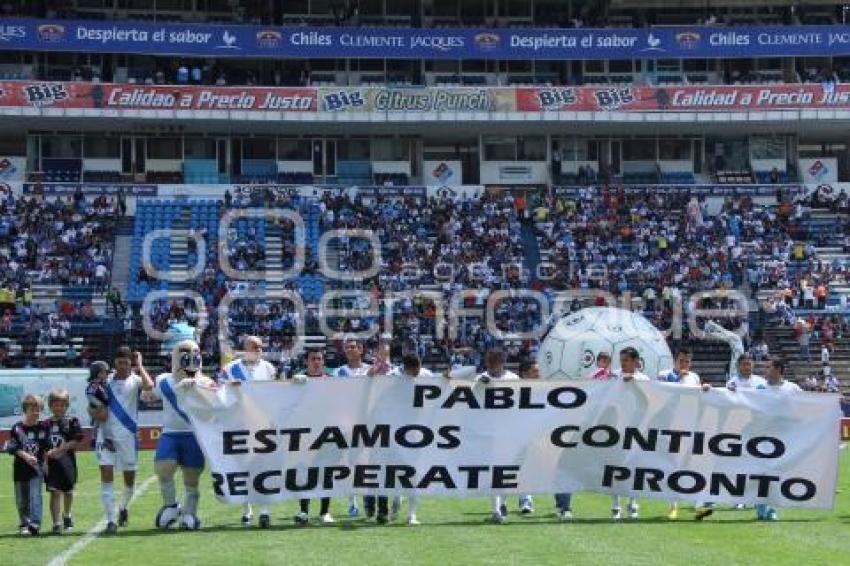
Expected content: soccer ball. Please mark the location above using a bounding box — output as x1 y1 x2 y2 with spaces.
537 307 673 379
155 503 181 529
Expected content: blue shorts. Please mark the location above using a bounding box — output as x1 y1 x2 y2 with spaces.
155 432 205 469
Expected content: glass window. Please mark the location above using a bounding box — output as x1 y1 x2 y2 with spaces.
0 136 25 156
147 137 182 159
684 59 709 72
656 59 681 73
484 137 516 161
517 137 546 161
372 138 409 161
283 0 309 13
658 139 691 161
584 60 604 74
609 60 633 73
277 139 312 160
338 139 371 161
84 136 120 158
242 138 275 160
622 139 656 161
184 138 216 159
750 136 786 160
42 136 81 158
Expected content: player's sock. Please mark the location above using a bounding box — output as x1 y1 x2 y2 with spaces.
408 496 418 517
101 483 116 523
160 478 177 507
242 503 253 517
259 506 270 516
183 486 200 517
491 496 503 515
121 486 135 511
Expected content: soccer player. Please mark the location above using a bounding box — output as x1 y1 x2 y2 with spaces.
389 354 432 525
44 389 84 534
90 347 154 534
5 394 50 536
478 348 520 524
727 352 767 392
293 348 335 526
516 359 538 516
695 352 767 520
658 345 703 520
364 338 394 524
333 336 371 518
220 335 277 528
611 347 648 521
754 357 800 521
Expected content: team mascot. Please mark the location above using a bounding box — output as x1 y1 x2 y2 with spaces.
144 329 215 531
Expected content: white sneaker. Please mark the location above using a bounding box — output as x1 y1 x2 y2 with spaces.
520 502 534 515
628 504 639 520
320 513 335 524
611 508 622 521
407 514 420 526
734 503 746 510
294 511 309 526
558 509 573 521
19 526 31 537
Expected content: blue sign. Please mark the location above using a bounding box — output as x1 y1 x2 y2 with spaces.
1 18 850 60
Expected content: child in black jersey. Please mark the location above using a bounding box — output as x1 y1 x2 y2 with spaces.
4 394 50 536
44 389 84 535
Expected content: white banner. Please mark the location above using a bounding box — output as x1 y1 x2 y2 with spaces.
181 378 841 509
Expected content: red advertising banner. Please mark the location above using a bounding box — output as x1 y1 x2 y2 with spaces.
0 81 848 114
516 84 850 112
0 81 317 111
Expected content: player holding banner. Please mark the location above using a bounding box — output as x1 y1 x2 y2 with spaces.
90 346 154 534
611 347 648 521
219 335 278 529
657 345 705 521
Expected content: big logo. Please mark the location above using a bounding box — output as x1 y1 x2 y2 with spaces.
536 88 577 110
322 90 366 111
37 24 65 43
593 87 635 110
24 83 69 107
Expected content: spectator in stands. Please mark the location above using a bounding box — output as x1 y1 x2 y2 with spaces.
752 337 770 361
826 372 840 393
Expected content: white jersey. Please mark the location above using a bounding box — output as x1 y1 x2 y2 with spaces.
764 380 802 394
98 372 142 443
480 369 520 381
222 358 277 382
334 363 371 378
391 367 435 378
658 369 701 386
727 374 767 390
618 371 650 381
152 373 193 434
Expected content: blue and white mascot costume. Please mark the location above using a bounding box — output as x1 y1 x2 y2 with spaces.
146 325 214 530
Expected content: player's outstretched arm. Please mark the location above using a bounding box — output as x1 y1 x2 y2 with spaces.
134 350 155 391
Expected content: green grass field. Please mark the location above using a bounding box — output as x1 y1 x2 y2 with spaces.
1 450 849 565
